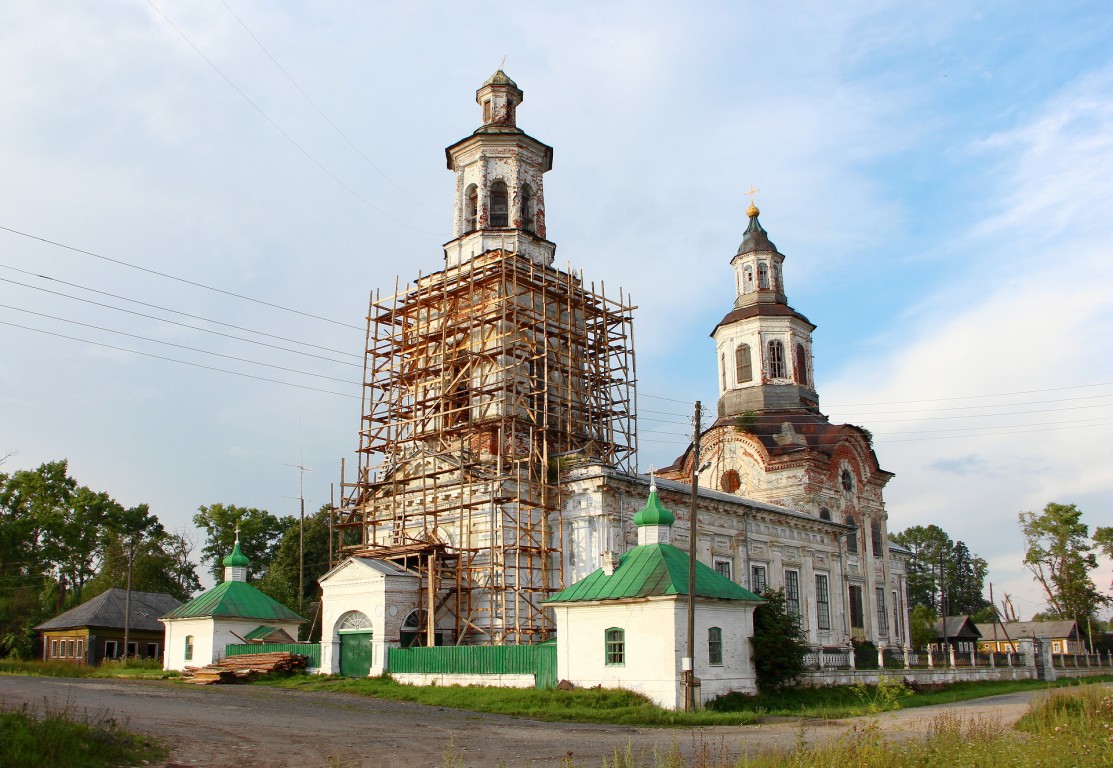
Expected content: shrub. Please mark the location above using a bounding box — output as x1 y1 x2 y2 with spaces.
749 588 808 692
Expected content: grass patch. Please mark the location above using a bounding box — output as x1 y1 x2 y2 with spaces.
0 701 166 768
0 657 178 679
258 674 759 726
707 674 1113 718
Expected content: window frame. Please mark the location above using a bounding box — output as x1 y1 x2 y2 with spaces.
489 180 509 228
604 627 625 666
795 343 808 386
714 560 732 581
708 626 723 666
875 587 889 636
784 569 801 616
735 344 753 383
848 585 864 630
815 574 831 631
767 339 786 379
104 640 118 659
871 519 884 557
184 635 194 662
750 564 767 594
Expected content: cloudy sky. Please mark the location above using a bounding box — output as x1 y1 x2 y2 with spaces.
1 1 1110 612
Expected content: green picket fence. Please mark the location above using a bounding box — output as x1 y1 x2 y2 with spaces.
387 643 557 689
225 642 321 668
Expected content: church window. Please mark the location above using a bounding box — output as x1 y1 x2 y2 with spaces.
483 99 492 123
848 585 864 629
605 628 625 665
750 564 767 593
720 469 741 494
815 574 831 630
795 343 808 387
875 587 889 635
708 627 723 666
520 183 534 232
184 636 193 661
844 515 858 553
720 354 726 390
784 569 800 616
490 181 509 227
758 262 770 289
714 560 732 580
871 519 884 557
735 344 752 383
841 469 854 493
819 507 831 521
465 185 478 232
767 340 786 379
743 264 754 293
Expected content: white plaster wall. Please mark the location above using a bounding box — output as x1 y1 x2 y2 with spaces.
162 617 211 671
319 561 419 676
554 597 757 710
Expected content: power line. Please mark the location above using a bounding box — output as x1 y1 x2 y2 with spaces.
0 304 360 385
0 263 362 359
1 276 362 368
219 0 435 215
823 380 1113 407
0 224 364 330
144 0 442 236
1 320 360 399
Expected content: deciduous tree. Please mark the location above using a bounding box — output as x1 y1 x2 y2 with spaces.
193 503 291 582
1019 503 1107 625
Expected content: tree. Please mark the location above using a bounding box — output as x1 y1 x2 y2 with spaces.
908 604 938 650
1019 503 1107 626
85 529 200 602
948 541 990 616
1095 527 1113 593
749 588 808 692
193 503 292 582
255 506 333 619
891 525 989 616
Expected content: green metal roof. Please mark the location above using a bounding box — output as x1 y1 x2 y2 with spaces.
160 580 304 623
633 487 675 527
546 544 763 604
222 540 250 568
243 625 279 641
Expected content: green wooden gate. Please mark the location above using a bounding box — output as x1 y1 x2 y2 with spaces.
339 631 372 677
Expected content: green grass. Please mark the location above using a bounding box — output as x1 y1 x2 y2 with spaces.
259 674 760 726
0 657 179 679
0 701 166 768
707 674 1113 718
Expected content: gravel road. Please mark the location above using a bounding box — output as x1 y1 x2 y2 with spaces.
0 676 1079 768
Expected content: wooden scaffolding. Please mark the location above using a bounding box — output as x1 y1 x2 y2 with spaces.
337 249 636 645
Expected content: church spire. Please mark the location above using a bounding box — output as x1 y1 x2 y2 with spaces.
443 72 556 268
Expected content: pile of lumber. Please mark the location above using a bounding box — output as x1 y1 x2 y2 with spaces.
181 651 308 685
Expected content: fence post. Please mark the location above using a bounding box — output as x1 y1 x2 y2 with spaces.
903 645 911 670
877 644 885 670
948 645 956 668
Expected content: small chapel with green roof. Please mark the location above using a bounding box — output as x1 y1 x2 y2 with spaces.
160 537 305 672
547 482 763 709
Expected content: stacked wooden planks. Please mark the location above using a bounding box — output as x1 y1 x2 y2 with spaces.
180 651 309 685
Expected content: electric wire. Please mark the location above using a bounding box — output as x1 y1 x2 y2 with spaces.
0 304 360 385
1 277 362 368
0 263 361 359
219 0 435 215
1 321 361 399
0 223 365 330
144 0 441 236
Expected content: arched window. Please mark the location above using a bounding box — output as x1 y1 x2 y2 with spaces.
337 611 372 632
489 180 509 227
871 519 884 557
844 515 858 553
520 184 534 232
819 507 831 521
795 343 808 387
758 262 770 289
708 627 723 666
841 469 854 493
767 340 786 379
464 185 478 233
604 628 625 665
184 635 194 661
735 344 752 383
720 354 726 390
743 264 754 293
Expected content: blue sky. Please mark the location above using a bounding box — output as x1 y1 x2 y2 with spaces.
1 1 1111 614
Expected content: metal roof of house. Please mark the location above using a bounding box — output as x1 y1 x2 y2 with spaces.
160 581 304 623
546 543 762 604
974 620 1080 641
933 615 981 639
34 588 182 632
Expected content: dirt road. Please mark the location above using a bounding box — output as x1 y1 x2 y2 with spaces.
0 676 1075 768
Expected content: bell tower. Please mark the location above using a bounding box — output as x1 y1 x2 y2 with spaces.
443 70 556 268
712 202 819 417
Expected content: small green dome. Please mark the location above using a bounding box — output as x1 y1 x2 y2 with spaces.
223 540 250 568
633 487 675 527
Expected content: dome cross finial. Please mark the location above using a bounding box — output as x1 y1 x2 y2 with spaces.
745 184 761 218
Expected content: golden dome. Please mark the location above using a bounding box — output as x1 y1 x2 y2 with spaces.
746 203 760 219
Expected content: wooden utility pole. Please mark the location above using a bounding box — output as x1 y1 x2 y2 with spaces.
684 400 702 712
123 536 135 660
